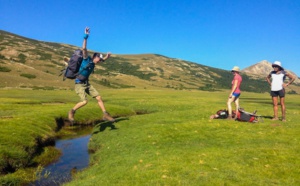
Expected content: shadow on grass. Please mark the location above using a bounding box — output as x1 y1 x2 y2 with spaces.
93 117 129 134
260 115 273 119
241 97 272 105
55 109 150 132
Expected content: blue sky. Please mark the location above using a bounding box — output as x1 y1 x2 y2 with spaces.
1 0 300 76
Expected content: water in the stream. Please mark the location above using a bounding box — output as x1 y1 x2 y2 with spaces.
30 134 91 186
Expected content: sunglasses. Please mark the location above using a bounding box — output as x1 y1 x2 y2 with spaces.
272 65 279 68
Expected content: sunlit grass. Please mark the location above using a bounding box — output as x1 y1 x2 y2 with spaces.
68 90 299 186
0 89 130 185
0 89 299 185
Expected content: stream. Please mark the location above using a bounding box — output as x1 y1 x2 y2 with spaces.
30 130 92 186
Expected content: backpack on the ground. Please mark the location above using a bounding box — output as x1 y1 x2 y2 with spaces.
212 109 236 119
216 109 229 119
60 49 83 80
236 108 259 123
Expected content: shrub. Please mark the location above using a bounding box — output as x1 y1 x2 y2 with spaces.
287 90 297 94
32 86 55 90
18 53 26 63
96 61 156 80
0 66 11 72
20 74 36 79
199 84 217 91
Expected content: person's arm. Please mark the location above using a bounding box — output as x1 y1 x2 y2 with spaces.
229 79 238 98
283 72 296 88
102 52 111 61
266 73 272 86
82 27 90 59
210 114 219 119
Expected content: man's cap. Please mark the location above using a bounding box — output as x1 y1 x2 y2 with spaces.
93 52 103 60
95 53 103 59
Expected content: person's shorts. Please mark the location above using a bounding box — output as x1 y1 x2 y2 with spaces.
75 83 99 102
270 89 285 98
232 92 241 98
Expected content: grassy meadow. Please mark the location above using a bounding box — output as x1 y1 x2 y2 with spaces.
0 88 299 185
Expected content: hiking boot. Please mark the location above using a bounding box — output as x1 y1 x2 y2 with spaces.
68 109 75 122
103 112 115 122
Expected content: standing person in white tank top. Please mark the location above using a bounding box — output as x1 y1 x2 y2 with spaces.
266 61 295 122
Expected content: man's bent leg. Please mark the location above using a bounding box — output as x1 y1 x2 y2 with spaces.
69 84 88 122
95 95 106 112
95 95 115 122
68 100 88 121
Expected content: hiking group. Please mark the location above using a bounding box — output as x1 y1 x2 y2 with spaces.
211 61 295 122
65 27 296 124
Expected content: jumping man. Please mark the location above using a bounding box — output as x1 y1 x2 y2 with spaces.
68 27 115 123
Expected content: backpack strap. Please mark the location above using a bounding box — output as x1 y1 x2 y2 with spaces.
78 62 91 74
59 68 67 81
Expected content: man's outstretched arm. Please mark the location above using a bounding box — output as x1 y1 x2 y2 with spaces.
102 52 111 61
82 27 90 59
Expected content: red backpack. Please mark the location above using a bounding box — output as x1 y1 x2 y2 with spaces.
236 108 258 122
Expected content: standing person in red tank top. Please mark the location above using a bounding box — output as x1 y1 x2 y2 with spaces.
227 66 242 119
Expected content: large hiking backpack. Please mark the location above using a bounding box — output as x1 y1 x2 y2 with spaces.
236 108 259 123
213 109 236 119
216 109 229 119
60 49 83 80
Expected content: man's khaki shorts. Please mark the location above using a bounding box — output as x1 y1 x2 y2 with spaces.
75 83 99 102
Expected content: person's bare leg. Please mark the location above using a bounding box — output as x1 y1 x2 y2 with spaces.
95 96 115 122
227 97 235 119
234 98 239 119
272 97 278 120
68 100 88 121
280 97 286 121
73 100 88 110
95 96 106 112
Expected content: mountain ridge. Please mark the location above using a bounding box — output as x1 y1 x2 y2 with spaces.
242 60 300 84
0 30 299 93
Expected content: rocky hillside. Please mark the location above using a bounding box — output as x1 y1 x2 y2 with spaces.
0 30 299 94
242 60 273 76
242 60 300 84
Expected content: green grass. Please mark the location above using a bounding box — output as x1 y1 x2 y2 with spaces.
0 89 133 185
67 90 300 186
0 89 299 185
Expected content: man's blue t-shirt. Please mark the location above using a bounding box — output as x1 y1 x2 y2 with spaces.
75 56 95 82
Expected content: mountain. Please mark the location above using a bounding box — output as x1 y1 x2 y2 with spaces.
242 60 272 76
242 60 300 84
0 30 299 94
